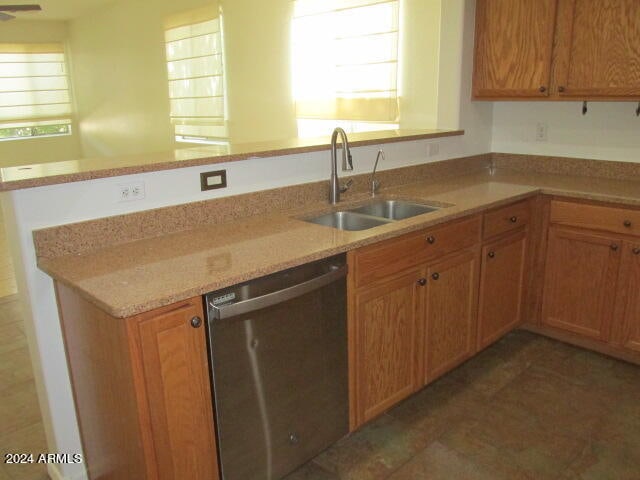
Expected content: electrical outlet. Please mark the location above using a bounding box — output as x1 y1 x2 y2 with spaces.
535 123 548 142
117 181 146 202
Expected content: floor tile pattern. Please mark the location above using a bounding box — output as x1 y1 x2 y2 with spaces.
0 300 49 480
285 331 640 480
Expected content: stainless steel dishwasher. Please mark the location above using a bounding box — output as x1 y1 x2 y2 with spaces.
205 254 348 480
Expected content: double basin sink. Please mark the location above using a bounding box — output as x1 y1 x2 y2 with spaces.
303 199 443 231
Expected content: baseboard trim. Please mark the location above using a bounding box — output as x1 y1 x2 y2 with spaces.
519 323 640 366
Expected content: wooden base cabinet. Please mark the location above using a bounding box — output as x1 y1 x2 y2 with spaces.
477 231 528 349
351 268 423 427
541 227 620 341
613 242 640 353
538 200 640 363
348 215 484 429
55 283 219 480
424 250 480 383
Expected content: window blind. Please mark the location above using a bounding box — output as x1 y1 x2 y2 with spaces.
0 43 72 131
292 0 400 122
165 6 227 141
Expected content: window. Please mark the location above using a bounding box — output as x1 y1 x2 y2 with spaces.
292 0 400 137
165 6 227 144
0 43 73 141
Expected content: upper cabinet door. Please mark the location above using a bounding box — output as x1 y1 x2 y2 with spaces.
473 0 558 98
554 0 640 98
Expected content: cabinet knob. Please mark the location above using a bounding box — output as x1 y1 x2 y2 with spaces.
624 220 632 228
431 272 440 280
558 86 566 93
488 251 496 258
426 236 436 244
417 278 427 286
509 216 518 223
539 86 547 93
190 316 202 328
633 247 640 255
610 243 619 252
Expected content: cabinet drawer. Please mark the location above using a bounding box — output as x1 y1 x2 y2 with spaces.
483 200 531 240
550 200 640 237
353 215 481 288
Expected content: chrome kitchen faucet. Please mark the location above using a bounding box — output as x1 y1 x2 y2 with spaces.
329 127 353 204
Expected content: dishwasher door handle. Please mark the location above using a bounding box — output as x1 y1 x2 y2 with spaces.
209 264 347 320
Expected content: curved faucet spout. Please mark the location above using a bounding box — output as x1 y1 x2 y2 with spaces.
329 128 353 204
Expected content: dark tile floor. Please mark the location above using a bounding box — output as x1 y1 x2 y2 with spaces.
286 331 640 480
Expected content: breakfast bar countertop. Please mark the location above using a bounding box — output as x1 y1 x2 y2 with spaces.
37 167 640 318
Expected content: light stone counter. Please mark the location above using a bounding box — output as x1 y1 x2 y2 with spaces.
37 167 640 318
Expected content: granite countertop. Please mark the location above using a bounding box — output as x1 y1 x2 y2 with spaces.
38 168 640 318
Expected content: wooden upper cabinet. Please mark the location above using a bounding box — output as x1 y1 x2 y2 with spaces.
474 0 640 99
424 250 479 384
352 269 422 426
613 243 640 353
473 0 558 98
477 230 528 349
541 227 620 341
554 0 640 98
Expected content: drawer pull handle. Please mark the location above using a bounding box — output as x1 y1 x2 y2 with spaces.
539 86 547 93
426 236 436 244
611 244 619 252
633 248 640 255
558 86 566 93
509 216 518 223
624 220 632 228
190 316 203 328
488 251 496 258
431 273 440 280
417 278 427 286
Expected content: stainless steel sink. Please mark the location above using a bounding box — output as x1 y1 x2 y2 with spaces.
348 200 440 220
304 211 392 231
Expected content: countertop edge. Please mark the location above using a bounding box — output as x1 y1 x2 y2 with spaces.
0 130 463 192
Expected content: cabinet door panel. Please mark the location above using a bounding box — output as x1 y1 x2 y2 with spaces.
473 0 557 98
477 231 528 349
555 0 640 97
424 250 479 384
614 243 640 353
136 301 218 480
541 228 620 341
354 270 422 425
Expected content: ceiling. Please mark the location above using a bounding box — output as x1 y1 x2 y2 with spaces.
4 0 117 20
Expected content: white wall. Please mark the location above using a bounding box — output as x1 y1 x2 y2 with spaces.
492 102 640 163
4 1 491 479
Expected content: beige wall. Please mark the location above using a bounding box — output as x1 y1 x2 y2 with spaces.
0 20 82 168
399 0 441 129
67 0 186 158
222 0 298 142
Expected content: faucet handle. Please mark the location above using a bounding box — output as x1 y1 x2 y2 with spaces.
340 179 353 193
